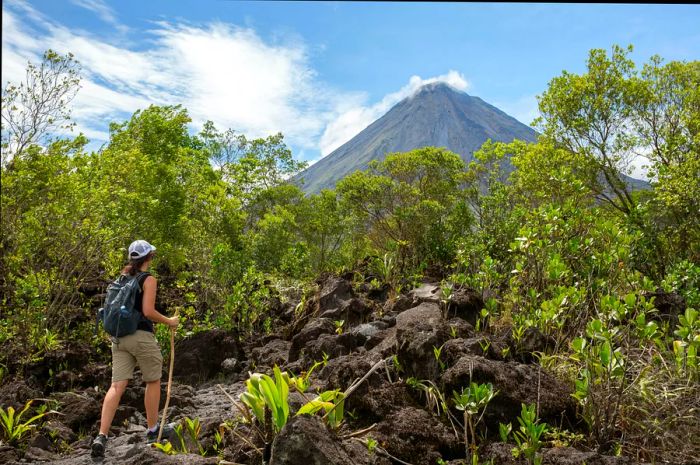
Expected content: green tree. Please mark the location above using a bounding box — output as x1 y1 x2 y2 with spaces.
536 45 639 216
87 105 243 282
199 125 306 204
250 205 301 274
337 147 468 271
0 136 112 343
510 140 595 210
295 189 349 275
632 58 700 261
462 140 523 267
1 50 81 162
536 44 700 272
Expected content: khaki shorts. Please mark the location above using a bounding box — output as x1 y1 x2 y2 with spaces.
111 330 163 383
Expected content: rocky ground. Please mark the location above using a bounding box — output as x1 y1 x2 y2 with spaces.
0 275 682 464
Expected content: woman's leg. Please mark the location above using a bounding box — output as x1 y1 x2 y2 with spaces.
144 379 161 429
133 330 164 430
101 338 137 437
98 380 128 436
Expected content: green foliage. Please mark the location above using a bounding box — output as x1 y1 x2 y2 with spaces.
543 426 585 448
570 315 627 444
29 328 62 360
635 58 700 262
662 260 700 309
219 266 272 334
366 436 378 454
453 382 498 453
462 140 523 267
296 389 346 430
536 44 700 270
239 366 290 433
407 378 448 418
295 189 349 275
152 417 206 456
536 45 640 216
337 146 470 271
512 403 548 465
250 204 301 273
0 400 52 447
372 252 398 290
673 308 699 378
499 422 512 442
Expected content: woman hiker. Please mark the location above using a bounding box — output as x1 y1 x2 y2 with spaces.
91 240 180 457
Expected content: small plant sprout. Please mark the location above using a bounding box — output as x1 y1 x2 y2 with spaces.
372 252 397 289
152 441 176 455
433 344 446 372
296 389 346 430
153 417 207 456
392 354 403 375
512 403 548 465
334 319 345 335
366 436 378 454
499 422 512 442
440 280 454 318
287 360 323 394
183 417 205 456
472 451 495 465
453 382 498 456
213 422 230 456
478 338 491 356
407 377 448 417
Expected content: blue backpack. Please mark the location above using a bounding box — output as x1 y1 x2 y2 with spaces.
97 272 146 338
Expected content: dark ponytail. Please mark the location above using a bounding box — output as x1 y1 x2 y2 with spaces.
124 252 154 276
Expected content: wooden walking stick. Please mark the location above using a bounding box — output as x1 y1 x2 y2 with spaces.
157 310 178 443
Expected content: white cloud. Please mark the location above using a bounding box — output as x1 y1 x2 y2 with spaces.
319 71 469 155
70 0 128 34
1 3 351 152
2 3 474 161
149 22 338 147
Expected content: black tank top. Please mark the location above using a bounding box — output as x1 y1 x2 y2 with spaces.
134 272 155 333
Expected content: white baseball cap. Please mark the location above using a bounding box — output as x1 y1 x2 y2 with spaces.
128 240 156 260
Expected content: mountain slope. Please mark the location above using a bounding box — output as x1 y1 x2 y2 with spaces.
297 82 539 193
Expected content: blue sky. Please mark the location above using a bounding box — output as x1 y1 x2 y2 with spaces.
3 1 700 165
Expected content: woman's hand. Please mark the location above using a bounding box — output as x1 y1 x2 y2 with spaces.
167 316 180 329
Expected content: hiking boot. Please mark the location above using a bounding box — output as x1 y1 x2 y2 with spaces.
91 433 107 457
146 423 176 444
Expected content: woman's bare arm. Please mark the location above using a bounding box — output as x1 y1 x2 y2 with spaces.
142 276 178 327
